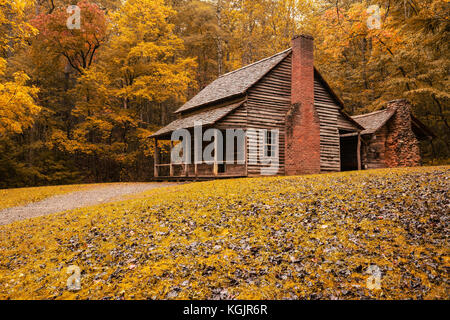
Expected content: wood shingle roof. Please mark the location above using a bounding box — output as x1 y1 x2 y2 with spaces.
151 101 244 138
351 109 396 135
175 49 292 114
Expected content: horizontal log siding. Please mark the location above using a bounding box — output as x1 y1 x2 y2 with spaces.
246 54 292 176
314 77 341 172
337 114 360 131
216 103 248 176
216 103 248 129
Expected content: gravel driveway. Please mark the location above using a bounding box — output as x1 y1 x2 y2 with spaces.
0 183 177 225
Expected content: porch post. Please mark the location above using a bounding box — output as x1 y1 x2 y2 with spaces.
154 138 159 177
245 131 248 176
170 141 174 177
184 136 189 177
213 130 219 176
194 127 199 177
357 133 361 170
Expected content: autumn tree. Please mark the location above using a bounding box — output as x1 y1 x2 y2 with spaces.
52 0 196 181
99 0 197 123
0 0 40 137
218 0 316 68
312 0 449 159
32 0 108 74
170 0 223 87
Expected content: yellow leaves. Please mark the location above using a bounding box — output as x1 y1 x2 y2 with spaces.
0 57 5 76
104 0 197 104
0 166 448 299
0 0 37 53
218 228 230 237
193 228 210 240
0 71 40 136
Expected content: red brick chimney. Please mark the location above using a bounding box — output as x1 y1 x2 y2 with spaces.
285 34 321 175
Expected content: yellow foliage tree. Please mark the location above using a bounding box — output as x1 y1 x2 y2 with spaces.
0 0 40 137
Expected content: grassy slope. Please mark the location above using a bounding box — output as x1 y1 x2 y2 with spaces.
0 166 448 300
0 184 107 211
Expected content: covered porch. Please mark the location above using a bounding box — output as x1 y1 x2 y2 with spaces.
150 102 247 180
152 133 247 180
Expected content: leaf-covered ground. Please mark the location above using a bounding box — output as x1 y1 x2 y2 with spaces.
0 184 102 211
0 166 448 300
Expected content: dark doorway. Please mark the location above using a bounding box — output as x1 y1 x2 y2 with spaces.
218 130 226 173
340 135 358 171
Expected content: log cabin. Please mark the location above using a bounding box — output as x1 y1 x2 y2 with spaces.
151 35 433 179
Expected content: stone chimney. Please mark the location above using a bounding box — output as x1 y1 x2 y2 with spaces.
384 99 421 167
285 34 321 175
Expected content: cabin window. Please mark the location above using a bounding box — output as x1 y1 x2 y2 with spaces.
264 130 276 158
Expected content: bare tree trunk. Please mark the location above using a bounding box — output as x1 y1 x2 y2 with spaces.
216 0 224 76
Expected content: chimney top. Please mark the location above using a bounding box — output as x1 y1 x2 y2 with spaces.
386 99 411 112
292 34 314 41
387 99 409 104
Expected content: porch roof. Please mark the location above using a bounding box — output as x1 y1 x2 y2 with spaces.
351 109 396 135
150 101 244 139
351 108 434 139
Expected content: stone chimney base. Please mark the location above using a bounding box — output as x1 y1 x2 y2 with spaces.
385 99 421 167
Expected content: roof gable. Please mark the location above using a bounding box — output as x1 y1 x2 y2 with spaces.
314 69 344 109
175 49 292 114
352 107 435 139
351 109 396 135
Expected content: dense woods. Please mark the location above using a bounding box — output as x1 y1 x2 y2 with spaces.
0 0 448 188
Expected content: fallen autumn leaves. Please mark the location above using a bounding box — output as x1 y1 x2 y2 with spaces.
0 166 448 299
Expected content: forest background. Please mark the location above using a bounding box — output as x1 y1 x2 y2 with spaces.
0 0 448 188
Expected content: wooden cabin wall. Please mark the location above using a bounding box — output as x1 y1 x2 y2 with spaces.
246 54 292 176
337 114 360 131
216 104 248 129
215 105 248 175
313 76 343 172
